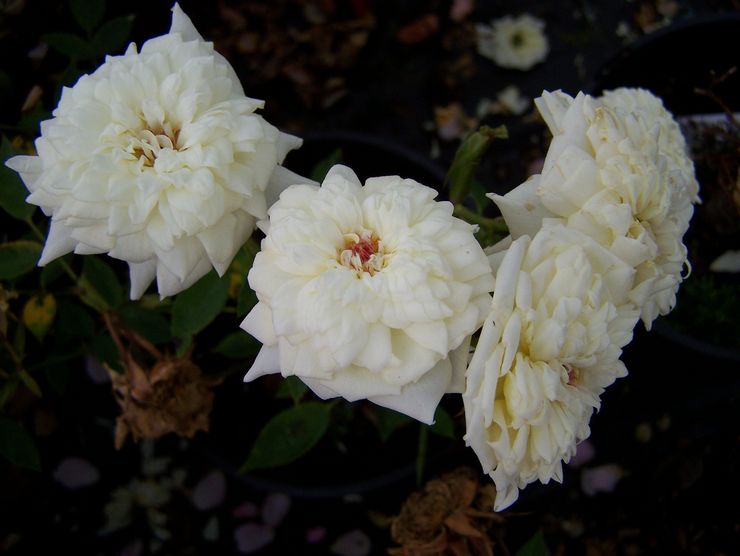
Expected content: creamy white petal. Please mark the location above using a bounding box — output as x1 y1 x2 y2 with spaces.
241 165 493 422
4 4 301 297
128 259 157 300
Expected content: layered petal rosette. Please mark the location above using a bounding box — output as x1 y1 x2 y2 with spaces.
241 165 494 424
464 222 639 510
5 4 301 298
491 88 698 327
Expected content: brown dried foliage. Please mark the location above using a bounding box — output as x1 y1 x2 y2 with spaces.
389 467 504 556
104 315 219 449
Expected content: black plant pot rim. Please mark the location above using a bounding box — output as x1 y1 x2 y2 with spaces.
652 318 740 363
586 12 740 97
295 129 447 184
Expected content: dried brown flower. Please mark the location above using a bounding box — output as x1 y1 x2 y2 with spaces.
389 467 504 556
109 355 219 450
103 313 219 449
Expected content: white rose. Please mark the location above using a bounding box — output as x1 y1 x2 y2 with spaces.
241 165 494 424
5 3 301 298
490 89 698 327
464 223 639 510
476 14 549 71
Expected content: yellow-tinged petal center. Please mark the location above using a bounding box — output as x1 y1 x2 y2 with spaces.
129 122 182 168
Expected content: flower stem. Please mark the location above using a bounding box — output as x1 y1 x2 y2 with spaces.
453 205 508 233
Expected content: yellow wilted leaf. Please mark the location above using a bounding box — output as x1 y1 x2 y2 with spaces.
22 294 57 341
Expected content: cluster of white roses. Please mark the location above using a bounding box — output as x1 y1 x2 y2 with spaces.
467 88 698 509
5 5 697 510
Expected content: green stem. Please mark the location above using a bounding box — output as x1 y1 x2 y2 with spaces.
453 206 509 233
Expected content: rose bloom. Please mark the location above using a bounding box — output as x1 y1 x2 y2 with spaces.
464 223 639 510
6 4 300 298
476 14 549 71
241 165 494 424
491 89 698 327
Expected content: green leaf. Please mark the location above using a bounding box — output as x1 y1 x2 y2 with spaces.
42 32 95 60
118 305 170 345
236 283 258 318
22 293 57 342
40 257 67 289
80 256 123 311
91 15 134 56
515 530 549 556
171 271 230 338
0 240 41 280
275 376 308 404
213 332 260 359
240 402 331 472
0 417 40 471
375 407 412 442
446 125 508 205
89 331 121 373
429 406 454 439
56 299 95 340
18 368 42 397
0 136 35 222
310 148 343 182
71 0 106 34
57 62 82 92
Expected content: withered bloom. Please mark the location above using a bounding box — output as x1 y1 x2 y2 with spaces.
104 313 219 449
390 467 503 556
109 356 217 449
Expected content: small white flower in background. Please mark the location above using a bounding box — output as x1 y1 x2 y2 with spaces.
5 3 301 298
476 14 549 71
477 86 530 118
496 85 530 115
464 223 639 511
241 165 494 424
491 88 698 328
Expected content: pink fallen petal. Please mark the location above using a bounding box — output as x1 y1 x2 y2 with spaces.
192 470 226 511
233 501 260 519
330 529 371 556
53 457 100 489
568 440 596 468
581 464 623 496
234 523 274 554
261 493 291 527
306 526 327 544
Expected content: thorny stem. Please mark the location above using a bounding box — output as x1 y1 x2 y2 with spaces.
120 327 163 361
102 310 129 368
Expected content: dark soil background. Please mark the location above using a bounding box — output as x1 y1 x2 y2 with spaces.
0 1 739 555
